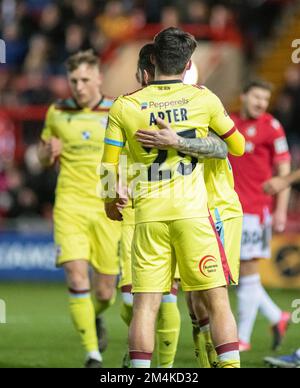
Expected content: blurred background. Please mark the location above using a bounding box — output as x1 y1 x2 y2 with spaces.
0 0 300 285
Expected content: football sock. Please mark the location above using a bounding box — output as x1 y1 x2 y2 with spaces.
120 286 134 327
130 351 152 368
190 314 210 368
237 274 261 343
69 288 100 356
216 342 240 368
258 286 281 325
156 292 181 368
199 318 218 368
87 350 102 362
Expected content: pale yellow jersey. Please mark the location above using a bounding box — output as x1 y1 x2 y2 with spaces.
103 81 238 224
205 158 243 224
41 97 114 211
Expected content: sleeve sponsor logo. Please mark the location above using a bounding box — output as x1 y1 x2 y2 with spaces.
274 137 289 154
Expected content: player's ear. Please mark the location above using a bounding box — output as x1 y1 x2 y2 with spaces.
143 70 149 86
186 60 192 71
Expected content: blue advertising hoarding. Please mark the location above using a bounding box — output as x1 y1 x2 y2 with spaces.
0 232 64 281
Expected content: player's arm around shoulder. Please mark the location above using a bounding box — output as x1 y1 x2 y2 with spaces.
206 89 245 157
38 104 62 167
136 118 228 159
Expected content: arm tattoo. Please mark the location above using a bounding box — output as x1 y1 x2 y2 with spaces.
177 131 228 159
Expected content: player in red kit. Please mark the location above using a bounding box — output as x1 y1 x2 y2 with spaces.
229 80 291 352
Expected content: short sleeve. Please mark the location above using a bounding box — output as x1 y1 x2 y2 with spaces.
104 97 126 148
41 105 56 142
207 91 236 137
269 118 291 164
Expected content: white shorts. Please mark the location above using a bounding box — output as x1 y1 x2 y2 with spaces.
240 210 272 261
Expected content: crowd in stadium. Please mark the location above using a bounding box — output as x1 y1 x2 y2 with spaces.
0 0 292 97
0 0 299 222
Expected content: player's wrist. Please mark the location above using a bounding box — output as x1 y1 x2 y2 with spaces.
175 136 184 150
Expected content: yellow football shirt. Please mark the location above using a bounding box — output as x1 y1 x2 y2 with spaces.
205 158 243 223
41 97 113 211
103 81 237 224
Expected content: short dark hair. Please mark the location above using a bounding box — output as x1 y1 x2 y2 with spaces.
153 27 197 75
243 79 273 94
137 43 155 78
65 49 100 73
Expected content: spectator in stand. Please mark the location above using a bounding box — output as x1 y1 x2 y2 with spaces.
143 0 166 23
25 0 53 13
0 112 16 167
20 71 55 105
0 69 15 106
2 23 27 69
39 3 64 45
160 5 180 29
62 23 89 61
88 28 107 56
280 66 300 144
23 34 50 75
96 0 138 42
71 0 95 28
209 5 242 46
185 0 209 25
15 0 38 40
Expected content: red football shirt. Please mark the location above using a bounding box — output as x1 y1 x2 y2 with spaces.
229 112 291 217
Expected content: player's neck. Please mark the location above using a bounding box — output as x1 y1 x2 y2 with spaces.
75 93 103 110
154 71 183 82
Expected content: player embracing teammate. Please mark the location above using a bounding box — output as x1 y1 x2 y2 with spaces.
101 27 245 368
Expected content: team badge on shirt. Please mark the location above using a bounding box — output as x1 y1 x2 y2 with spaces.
82 131 91 140
246 126 257 137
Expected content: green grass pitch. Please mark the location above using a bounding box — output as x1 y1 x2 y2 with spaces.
0 282 298 368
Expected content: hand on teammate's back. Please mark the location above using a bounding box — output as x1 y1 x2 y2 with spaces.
136 118 179 149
